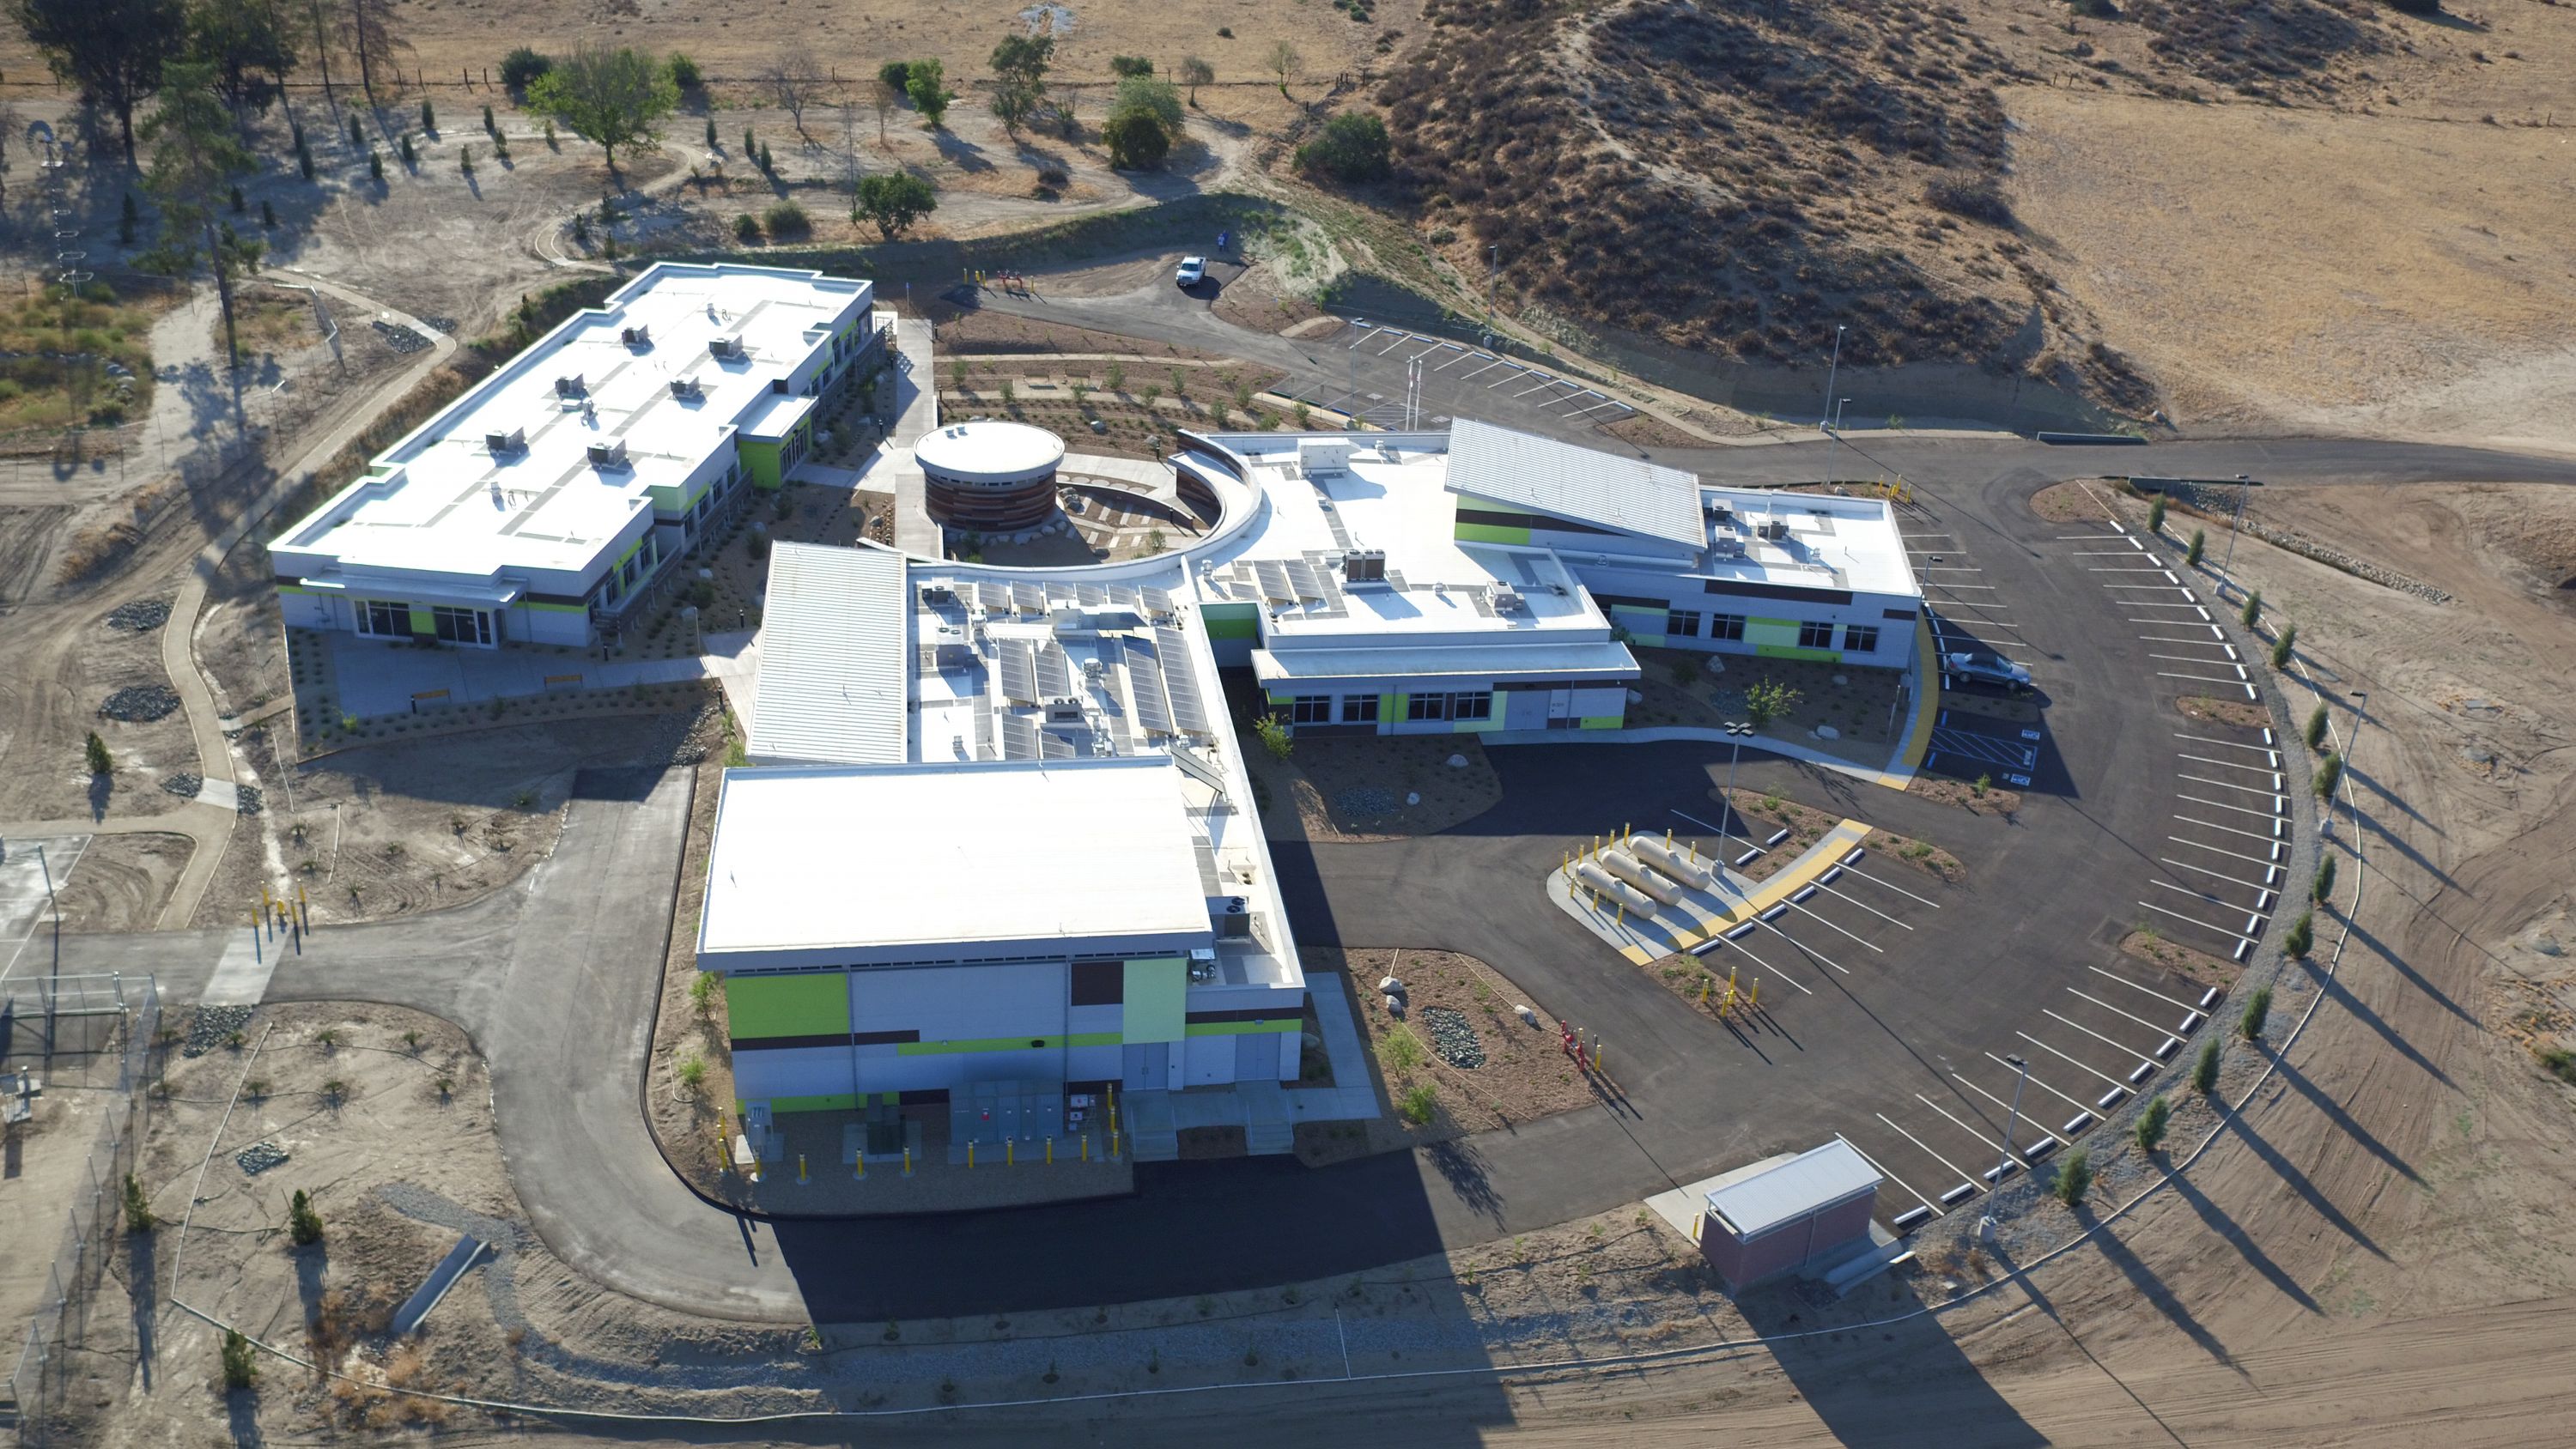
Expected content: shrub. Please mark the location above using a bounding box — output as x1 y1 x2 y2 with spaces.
1924 172 2014 227
1296 111 1393 185
398 132 416 166
2537 1045 2576 1087
2283 910 2313 959
2312 853 2336 903
677 1052 707 1090
1110 55 1156 78
2146 494 2167 534
1103 109 1170 169
2052 1147 2091 1206
289 1189 325 1246
1398 1082 1437 1126
1254 712 1292 761
1382 1026 1423 1073
854 172 936 239
2186 528 2205 567
762 201 811 239
221 1330 258 1390
84 730 112 776
1972 773 1991 798
2240 984 2274 1040
733 212 762 243
906 58 952 127
668 52 702 89
369 149 384 181
123 1173 155 1234
690 972 722 1016
878 60 913 93
2269 622 2298 670
2135 1094 2170 1152
1742 677 1801 728
2304 702 2330 751
501 47 555 94
758 141 774 175
349 115 364 148
421 99 435 131
2312 750 2342 801
2239 588 2262 629
483 104 496 135
2191 1038 2221 1095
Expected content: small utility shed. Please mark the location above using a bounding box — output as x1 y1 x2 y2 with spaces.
1695 1140 1882 1291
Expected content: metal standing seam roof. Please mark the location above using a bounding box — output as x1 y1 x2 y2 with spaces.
1702 1140 1882 1240
744 543 909 765
1445 417 1704 549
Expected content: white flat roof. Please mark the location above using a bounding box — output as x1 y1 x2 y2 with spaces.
1703 1140 1881 1240
913 420 1066 482
1449 417 1704 549
1698 488 1918 599
275 263 867 581
744 543 909 766
698 758 1211 959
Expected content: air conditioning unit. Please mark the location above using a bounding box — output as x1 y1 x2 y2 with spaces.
484 427 526 455
1491 586 1527 614
586 440 629 470
708 336 744 361
1042 696 1085 724
920 584 957 606
1342 548 1388 584
1761 519 1790 542
621 324 652 347
553 373 585 397
1189 944 1226 978
668 376 702 400
1710 537 1745 560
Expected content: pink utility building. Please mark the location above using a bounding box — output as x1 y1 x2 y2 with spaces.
1694 1140 1884 1292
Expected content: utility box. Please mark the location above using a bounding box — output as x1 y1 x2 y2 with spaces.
1694 1140 1881 1293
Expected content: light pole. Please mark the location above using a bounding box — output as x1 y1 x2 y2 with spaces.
1719 720 1756 853
1999 1053 2029 1177
1820 324 1844 432
2217 473 2262 597
1832 397 1853 433
1485 245 1499 343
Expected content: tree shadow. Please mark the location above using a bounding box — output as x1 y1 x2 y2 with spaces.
294 1240 330 1327
1992 1240 2215 1438
2264 1050 2425 1185
2339 913 2480 1028
125 1229 158 1388
933 130 993 174
2223 1102 2394 1255
2163 1157 2327 1311
2341 762 2440 834
1421 1134 1504 1227
2295 956 2453 1090
225 1386 264 1447
2068 1202 2245 1370
88 772 112 822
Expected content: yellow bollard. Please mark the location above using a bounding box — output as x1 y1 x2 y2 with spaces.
1081 1134 1090 1161
1111 1129 1121 1161
902 1145 913 1177
1007 1139 1015 1167
968 1141 975 1169
798 1153 808 1185
855 1150 866 1181
1046 1137 1054 1165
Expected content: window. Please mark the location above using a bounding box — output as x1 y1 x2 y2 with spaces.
359 599 409 636
1406 694 1449 722
431 606 490 646
1710 613 1747 641
1841 623 1880 654
1069 961 1124 1006
1798 620 1835 649
1665 609 1701 638
1342 694 1380 724
1451 691 1492 721
1290 695 1333 725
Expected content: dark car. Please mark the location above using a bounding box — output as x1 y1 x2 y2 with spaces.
1943 648 2032 691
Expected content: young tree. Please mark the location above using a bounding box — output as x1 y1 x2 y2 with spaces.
2146 493 2166 535
1742 677 1801 728
10 0 185 166
2185 527 2205 567
526 45 679 173
2303 700 2329 751
760 48 824 136
988 33 1054 138
1178 55 1214 106
2134 1094 2170 1153
2239 984 2274 1040
854 171 935 238
288 1187 325 1245
2052 1147 2092 1207
2312 749 2342 801
2312 852 2336 904
1296 110 1391 184
1112 74 1182 137
1264 39 1303 96
905 58 951 128
2269 621 2298 671
337 0 410 104
143 60 262 371
186 0 299 115
2239 587 2262 629
2282 911 2313 959
868 75 900 145
498 45 552 94
1101 106 1169 169
85 730 112 775
1109 54 1155 79
2190 1037 2221 1096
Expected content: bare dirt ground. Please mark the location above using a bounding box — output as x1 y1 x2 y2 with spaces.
1249 732 1504 844
1719 786 1965 885
49 830 196 932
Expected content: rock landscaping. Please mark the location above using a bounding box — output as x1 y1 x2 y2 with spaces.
160 772 204 799
1419 1006 1485 1069
370 319 434 355
98 683 182 722
234 1141 290 1176
104 599 172 633
183 1003 256 1057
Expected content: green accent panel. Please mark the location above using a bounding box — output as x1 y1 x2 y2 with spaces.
613 532 650 566
1579 715 1625 730
1755 643 1842 663
767 1093 860 1114
897 1035 1080 1056
1452 714 1503 735
1386 693 1406 721
726 973 851 1040
1455 521 1531 545
406 608 434 634
276 584 310 596
1743 617 1801 649
1202 604 1259 640
1068 1031 1121 1048
1747 615 1798 627
1183 1019 1303 1037
741 439 784 491
522 600 587 614
1122 956 1188 1043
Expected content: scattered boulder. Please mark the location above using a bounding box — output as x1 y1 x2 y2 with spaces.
1405 791 1420 806
1419 1006 1485 1069
234 1141 290 1176
1445 753 1468 768
105 599 173 633
1814 724 1840 740
1831 673 1849 686
1377 975 1406 996
1382 993 1406 1019
1514 1003 1540 1027
1704 656 1727 675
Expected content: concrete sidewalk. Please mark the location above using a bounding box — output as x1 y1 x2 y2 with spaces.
322 634 720 718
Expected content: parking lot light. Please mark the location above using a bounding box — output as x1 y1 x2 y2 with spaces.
1721 721 1756 850
2000 1053 2030 1177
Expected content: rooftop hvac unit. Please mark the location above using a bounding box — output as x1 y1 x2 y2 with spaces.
708 336 744 361
483 427 526 455
1761 519 1790 542
553 373 585 397
668 376 702 400
586 440 629 470
1491 586 1527 614
1710 536 1745 559
621 324 652 347
1042 695 1086 724
1297 436 1354 475
1189 944 1225 979
920 584 958 606
1342 549 1388 584
1705 500 1733 520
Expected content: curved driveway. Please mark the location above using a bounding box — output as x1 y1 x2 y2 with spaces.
57 433 2576 1325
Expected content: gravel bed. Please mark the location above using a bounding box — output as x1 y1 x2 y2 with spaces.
1335 785 1400 815
371 318 434 354
416 315 459 334
98 683 182 721
234 1142 290 1176
1419 1006 1485 1069
233 783 264 815
104 599 172 632
183 1003 256 1057
161 772 204 799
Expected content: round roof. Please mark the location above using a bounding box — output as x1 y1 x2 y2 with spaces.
911 420 1066 484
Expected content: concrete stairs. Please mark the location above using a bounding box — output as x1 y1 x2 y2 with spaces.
1124 1089 1179 1162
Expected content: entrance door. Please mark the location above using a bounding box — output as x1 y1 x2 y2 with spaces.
1547 687 1572 723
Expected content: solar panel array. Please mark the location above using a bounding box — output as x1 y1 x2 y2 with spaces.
1156 626 1212 735
1035 642 1072 699
1107 585 1140 609
999 712 1038 761
1255 559 1295 603
975 581 1015 615
1040 730 1077 761
1126 634 1173 734
1077 583 1108 608
1011 582 1047 614
1140 585 1176 617
1284 559 1326 602
996 638 1038 704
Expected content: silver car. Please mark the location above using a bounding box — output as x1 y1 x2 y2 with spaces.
1176 256 1207 288
1944 649 2032 690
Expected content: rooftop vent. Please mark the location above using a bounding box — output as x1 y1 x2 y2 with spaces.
668 376 702 400
708 336 744 361
1342 549 1388 584
621 324 652 347
586 440 629 470
1491 586 1527 614
483 427 526 455
1705 500 1733 520
1042 695 1086 724
553 373 585 397
1710 536 1746 560
1760 519 1790 542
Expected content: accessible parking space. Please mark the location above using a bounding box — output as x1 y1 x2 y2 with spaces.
1 834 88 985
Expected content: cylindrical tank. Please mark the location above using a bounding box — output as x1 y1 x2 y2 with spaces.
1601 849 1685 906
1574 861 1655 913
1634 836 1716 891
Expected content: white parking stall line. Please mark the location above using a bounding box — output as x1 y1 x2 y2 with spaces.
2015 1031 2129 1090
2040 1008 2156 1070
2139 630 2226 644
2056 534 2128 541
2156 670 2253 688
1778 896 1885 954
1567 395 1631 420
1811 880 1912 930
1484 366 1528 388
1693 930 1813 995
2175 752 2281 778
1951 1074 2070 1149
2176 773 2284 801
2124 602 2206 609
1458 357 1509 379
1920 565 1984 573
2151 877 2267 918
1836 1134 1941 1216
2068 987 2184 1044
2086 967 2202 1014
1431 347 1478 371
1834 862 1942 910
1982 1052 2096 1118
1510 373 1563 398
2169 834 2284 871
2175 811 2285 843
2071 550 2147 556
1926 582 1998 590
2136 899 2257 945
1917 1093 2026 1163
1754 920 1853 974
2160 856 2270 892
1874 1113 1983 1199
2089 567 2169 573
1376 330 1412 355
2176 732 2279 756
2148 652 2241 665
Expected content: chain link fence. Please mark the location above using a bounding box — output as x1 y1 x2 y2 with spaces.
3 974 161 1448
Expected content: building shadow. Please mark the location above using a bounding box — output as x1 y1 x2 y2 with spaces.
1745 1276 2046 1446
